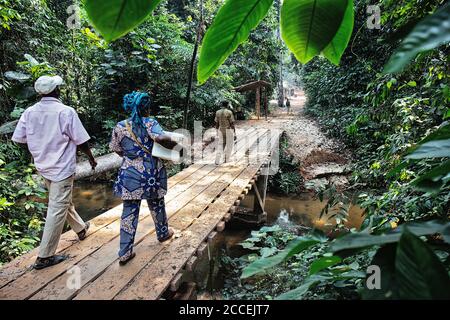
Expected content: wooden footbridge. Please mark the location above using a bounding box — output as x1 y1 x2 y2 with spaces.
0 127 281 300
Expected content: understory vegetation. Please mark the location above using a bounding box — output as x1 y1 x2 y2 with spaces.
302 0 450 223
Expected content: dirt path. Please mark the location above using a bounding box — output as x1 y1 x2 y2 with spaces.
237 90 352 190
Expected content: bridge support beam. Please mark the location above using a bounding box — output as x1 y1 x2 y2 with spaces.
231 161 270 226
252 161 270 224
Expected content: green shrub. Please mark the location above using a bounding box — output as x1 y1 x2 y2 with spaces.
301 0 450 222
0 141 46 264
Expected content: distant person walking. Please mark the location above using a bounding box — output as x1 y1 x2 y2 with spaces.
286 97 291 115
215 101 236 165
12 75 96 270
110 91 179 265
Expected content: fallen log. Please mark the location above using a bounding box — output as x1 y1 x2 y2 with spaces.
0 120 18 135
75 153 122 180
29 153 122 183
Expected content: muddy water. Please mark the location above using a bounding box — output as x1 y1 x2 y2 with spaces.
73 182 364 233
241 194 365 232
72 181 121 221
195 194 365 296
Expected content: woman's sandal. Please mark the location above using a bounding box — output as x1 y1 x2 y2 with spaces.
159 229 175 243
119 252 136 266
119 229 174 266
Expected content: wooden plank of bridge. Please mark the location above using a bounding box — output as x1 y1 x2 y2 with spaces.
167 164 204 188
0 128 257 290
10 130 266 300
36 130 266 300
114 134 278 300
164 127 256 187
200 128 257 164
0 204 124 289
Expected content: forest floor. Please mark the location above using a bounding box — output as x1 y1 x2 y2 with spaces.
239 90 352 190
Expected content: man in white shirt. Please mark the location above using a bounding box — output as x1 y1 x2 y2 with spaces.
12 75 97 270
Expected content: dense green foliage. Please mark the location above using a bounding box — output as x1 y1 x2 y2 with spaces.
302 0 450 222
221 225 368 300
84 0 356 83
227 0 450 300
221 0 450 301
0 142 46 264
224 219 449 300
384 2 450 73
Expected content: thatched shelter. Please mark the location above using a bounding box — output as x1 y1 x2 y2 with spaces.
234 80 271 120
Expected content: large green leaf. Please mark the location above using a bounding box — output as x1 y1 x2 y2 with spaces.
281 0 349 64
405 124 450 192
240 234 326 279
363 231 450 300
418 124 450 145
411 159 450 193
407 138 450 159
197 0 273 84
276 270 365 300
395 229 450 299
84 0 163 42
330 220 450 253
275 274 327 300
361 244 399 300
384 3 450 73
309 255 342 275
406 124 450 155
321 0 354 65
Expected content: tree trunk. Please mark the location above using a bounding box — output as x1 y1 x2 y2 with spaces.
75 153 122 180
182 0 204 129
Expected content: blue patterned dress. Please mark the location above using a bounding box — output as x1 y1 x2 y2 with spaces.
110 117 170 260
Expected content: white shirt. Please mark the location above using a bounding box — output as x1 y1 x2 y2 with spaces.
12 97 90 182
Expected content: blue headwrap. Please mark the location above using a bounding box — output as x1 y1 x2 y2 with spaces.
123 91 152 128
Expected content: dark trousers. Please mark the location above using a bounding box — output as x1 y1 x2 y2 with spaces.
119 198 169 260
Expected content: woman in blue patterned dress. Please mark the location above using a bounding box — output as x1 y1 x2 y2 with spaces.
110 91 178 265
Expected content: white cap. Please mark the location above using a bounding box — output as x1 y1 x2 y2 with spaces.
34 75 64 95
